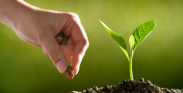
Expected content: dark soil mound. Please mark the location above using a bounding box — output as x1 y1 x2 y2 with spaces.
70 78 183 93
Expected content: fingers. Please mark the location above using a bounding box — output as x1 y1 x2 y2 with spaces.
40 12 89 75
72 39 88 75
59 38 74 57
67 15 89 75
40 35 67 73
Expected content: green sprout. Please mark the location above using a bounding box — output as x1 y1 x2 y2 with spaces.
100 19 156 80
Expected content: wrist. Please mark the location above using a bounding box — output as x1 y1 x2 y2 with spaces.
0 0 38 28
0 0 19 25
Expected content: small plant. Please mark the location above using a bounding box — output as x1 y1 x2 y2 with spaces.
100 20 156 80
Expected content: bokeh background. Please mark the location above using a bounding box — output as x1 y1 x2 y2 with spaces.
0 0 183 93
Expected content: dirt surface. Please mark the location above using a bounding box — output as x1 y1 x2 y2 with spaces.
70 78 183 93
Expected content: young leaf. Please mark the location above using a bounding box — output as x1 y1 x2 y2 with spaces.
129 35 135 49
129 19 156 50
100 20 129 60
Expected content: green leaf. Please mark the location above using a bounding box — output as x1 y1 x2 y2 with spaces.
129 35 135 49
100 20 129 60
129 19 156 50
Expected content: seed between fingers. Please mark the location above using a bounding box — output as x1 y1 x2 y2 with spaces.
55 32 69 45
66 66 74 80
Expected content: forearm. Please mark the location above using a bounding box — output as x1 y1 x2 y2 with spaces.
0 0 38 28
0 0 20 25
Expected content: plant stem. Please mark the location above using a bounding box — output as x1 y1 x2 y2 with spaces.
129 49 134 80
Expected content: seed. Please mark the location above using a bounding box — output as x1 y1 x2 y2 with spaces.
56 34 62 44
55 32 69 45
66 66 75 80
61 37 68 45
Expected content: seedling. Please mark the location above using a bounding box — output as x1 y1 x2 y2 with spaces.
100 20 156 80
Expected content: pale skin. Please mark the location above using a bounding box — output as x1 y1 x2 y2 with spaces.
0 0 89 75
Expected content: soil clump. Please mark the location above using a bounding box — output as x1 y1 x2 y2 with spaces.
70 78 183 93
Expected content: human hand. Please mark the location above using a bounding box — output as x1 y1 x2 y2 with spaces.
0 0 89 75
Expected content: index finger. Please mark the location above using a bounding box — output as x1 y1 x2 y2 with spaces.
70 18 89 75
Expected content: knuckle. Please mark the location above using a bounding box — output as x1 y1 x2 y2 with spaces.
78 39 89 55
67 12 80 20
83 39 89 48
70 12 79 17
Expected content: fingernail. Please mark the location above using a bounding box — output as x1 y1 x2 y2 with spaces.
56 61 67 73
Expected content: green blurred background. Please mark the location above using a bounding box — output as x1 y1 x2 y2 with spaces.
0 0 183 93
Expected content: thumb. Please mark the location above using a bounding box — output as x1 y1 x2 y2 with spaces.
41 36 67 73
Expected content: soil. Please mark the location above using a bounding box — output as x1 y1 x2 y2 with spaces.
70 78 183 93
